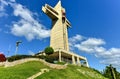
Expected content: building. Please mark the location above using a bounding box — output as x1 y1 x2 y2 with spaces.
42 1 89 67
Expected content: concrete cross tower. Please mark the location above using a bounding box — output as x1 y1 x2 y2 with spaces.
42 1 71 51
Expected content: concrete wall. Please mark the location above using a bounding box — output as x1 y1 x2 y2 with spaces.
0 62 5 66
2 58 67 69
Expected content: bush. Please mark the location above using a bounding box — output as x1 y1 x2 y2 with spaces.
44 47 54 55
37 55 46 59
45 56 55 63
55 61 66 65
7 55 38 62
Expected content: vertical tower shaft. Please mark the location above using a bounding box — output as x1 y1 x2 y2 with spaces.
42 1 71 51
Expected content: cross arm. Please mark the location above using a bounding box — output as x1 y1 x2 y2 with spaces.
42 4 58 20
66 18 71 27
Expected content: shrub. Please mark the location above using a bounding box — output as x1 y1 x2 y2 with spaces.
44 47 54 55
37 55 46 59
45 56 55 63
7 55 38 62
55 61 66 65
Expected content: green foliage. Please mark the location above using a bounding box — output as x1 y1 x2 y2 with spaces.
7 55 39 62
38 55 46 59
44 47 54 55
0 61 49 79
102 64 120 79
45 56 55 63
38 55 56 63
55 61 66 65
35 65 108 79
91 68 101 74
0 61 108 79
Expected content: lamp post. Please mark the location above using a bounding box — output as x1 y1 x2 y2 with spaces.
15 41 22 55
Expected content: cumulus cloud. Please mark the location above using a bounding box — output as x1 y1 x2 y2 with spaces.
10 1 50 41
0 0 8 17
74 38 105 53
81 38 105 46
69 34 84 50
69 34 120 68
98 48 120 68
0 0 8 11
1 0 50 41
69 34 84 43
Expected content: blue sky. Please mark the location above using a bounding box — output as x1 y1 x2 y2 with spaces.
0 0 120 71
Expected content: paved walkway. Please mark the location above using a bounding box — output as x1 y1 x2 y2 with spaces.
27 68 49 79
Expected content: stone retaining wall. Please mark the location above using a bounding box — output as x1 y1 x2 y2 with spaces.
39 59 67 69
4 58 40 67
2 58 67 69
0 62 5 66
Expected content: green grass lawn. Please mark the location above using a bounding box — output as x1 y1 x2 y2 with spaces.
0 61 108 79
0 61 49 79
35 65 108 79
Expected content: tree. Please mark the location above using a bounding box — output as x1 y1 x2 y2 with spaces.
44 47 54 55
0 53 6 62
102 64 120 79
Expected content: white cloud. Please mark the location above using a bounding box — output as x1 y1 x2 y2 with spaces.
0 0 8 17
100 51 120 68
69 34 84 43
0 0 50 41
9 1 50 41
96 47 120 68
12 3 35 22
81 38 105 46
94 47 106 54
75 38 105 53
75 44 95 53
69 34 120 68
69 34 84 50
95 48 120 60
70 37 105 53
0 0 8 11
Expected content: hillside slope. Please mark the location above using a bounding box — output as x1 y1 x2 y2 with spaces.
36 64 108 79
0 61 108 79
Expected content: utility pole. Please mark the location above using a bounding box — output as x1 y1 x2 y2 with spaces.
15 41 22 55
